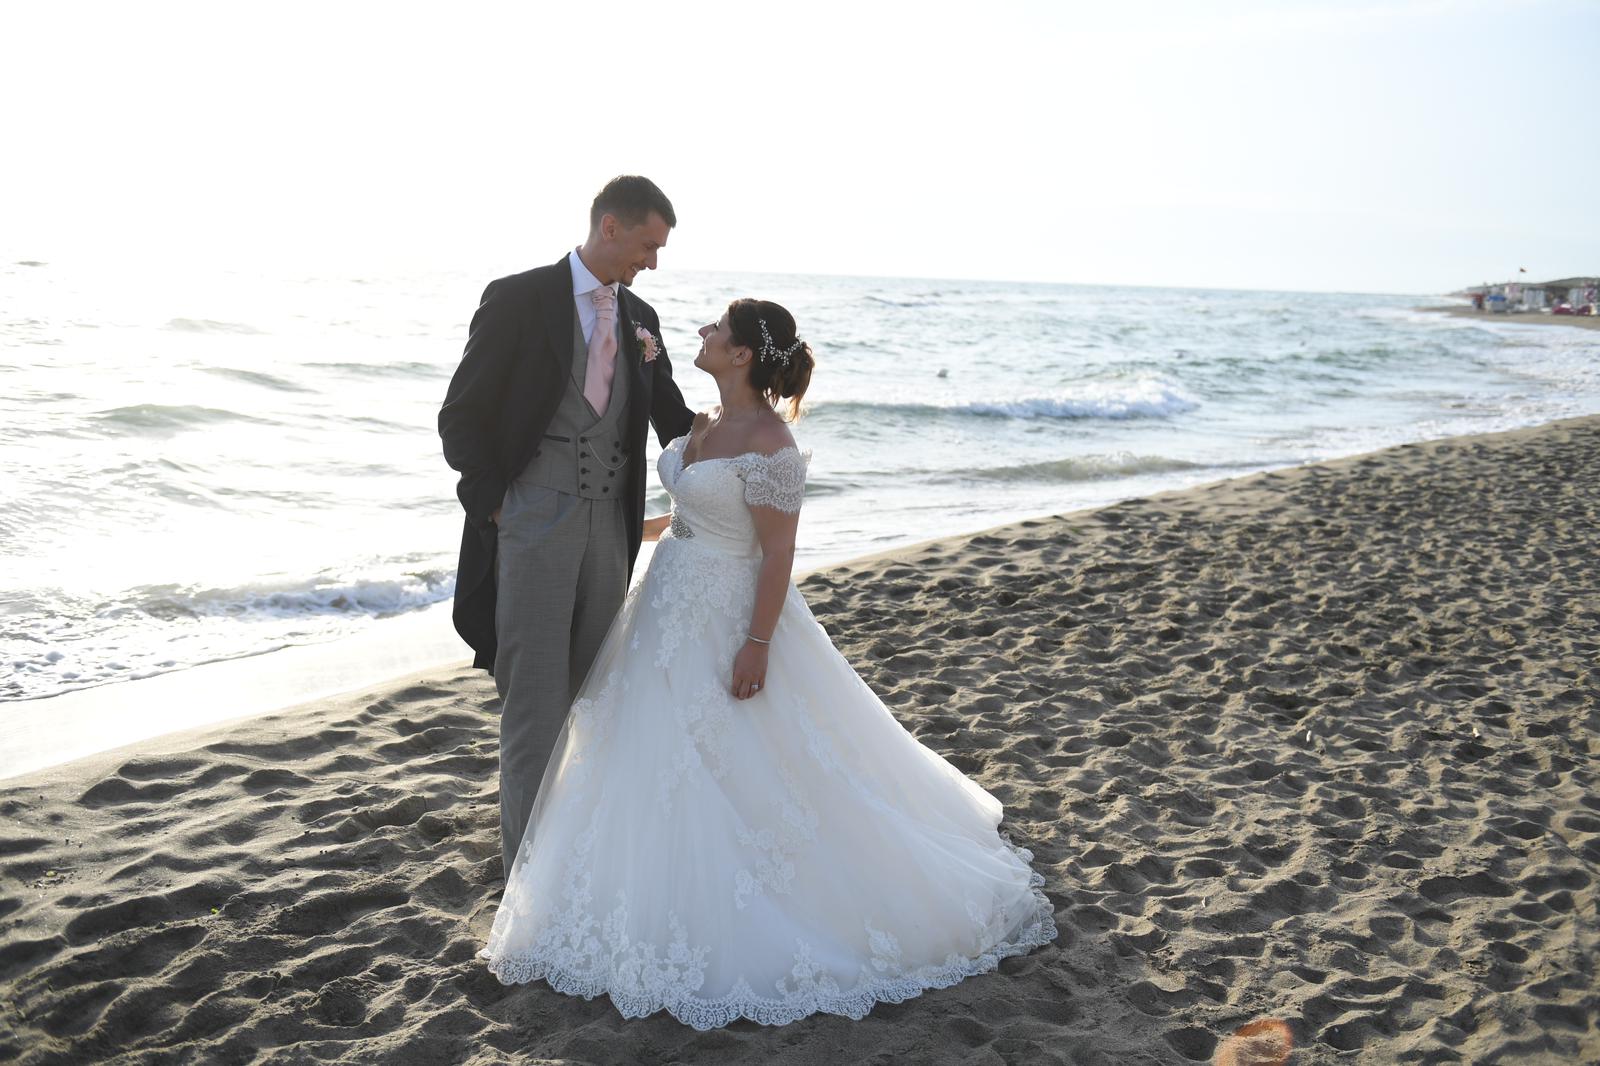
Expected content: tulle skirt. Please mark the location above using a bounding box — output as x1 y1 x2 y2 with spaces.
478 532 1057 1029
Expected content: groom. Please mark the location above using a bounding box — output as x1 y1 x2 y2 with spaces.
438 175 696 877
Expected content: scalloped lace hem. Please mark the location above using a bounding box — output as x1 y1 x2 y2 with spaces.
477 844 1058 1031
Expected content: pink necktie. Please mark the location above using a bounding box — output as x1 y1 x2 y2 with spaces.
584 287 618 416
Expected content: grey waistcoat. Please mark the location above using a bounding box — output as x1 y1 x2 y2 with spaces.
515 315 635 499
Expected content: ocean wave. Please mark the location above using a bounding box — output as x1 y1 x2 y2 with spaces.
92 404 275 431
1 568 457 701
165 317 266 335
949 453 1205 483
336 413 424 433
952 391 1197 419
815 380 1198 421
307 360 447 379
796 477 844 497
199 367 316 393
128 569 455 622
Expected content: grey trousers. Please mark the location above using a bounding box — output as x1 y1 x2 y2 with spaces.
493 478 629 877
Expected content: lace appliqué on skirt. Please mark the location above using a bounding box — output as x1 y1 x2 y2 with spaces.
487 810 715 1011
733 761 819 910
485 831 1056 1031
658 679 739 809
648 538 758 670
560 669 623 790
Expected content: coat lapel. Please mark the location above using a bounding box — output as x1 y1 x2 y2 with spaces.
542 252 576 379
616 287 654 425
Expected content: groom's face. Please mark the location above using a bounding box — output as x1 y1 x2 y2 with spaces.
608 211 671 286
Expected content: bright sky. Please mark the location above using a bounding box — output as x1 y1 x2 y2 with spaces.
3 0 1595 293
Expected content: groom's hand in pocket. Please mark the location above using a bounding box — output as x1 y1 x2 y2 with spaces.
732 642 768 700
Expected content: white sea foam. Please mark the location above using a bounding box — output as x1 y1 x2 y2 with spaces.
954 452 1207 483
2 568 456 700
164 317 266 334
815 380 1199 421
131 569 456 620
951 380 1199 420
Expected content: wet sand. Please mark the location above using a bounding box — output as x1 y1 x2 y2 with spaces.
3 415 1597 1065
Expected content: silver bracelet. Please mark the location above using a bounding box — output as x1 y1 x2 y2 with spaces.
747 633 771 645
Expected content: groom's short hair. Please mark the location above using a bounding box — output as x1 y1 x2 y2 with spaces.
590 176 676 231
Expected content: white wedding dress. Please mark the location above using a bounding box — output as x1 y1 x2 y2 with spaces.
478 434 1057 1029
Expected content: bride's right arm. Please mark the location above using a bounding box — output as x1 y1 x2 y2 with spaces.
641 514 671 542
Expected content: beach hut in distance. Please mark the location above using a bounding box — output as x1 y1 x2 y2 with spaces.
1540 276 1599 314
1464 283 1513 313
1462 276 1597 315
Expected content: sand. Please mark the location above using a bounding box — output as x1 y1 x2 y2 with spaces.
1419 304 1600 332
3 416 1597 1065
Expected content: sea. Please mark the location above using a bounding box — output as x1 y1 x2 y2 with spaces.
4 257 1599 705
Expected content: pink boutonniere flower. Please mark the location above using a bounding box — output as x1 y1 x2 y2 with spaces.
635 326 660 364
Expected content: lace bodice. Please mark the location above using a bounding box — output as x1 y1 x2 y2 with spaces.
658 434 811 558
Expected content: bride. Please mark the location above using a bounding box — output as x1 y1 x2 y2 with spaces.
478 298 1057 1029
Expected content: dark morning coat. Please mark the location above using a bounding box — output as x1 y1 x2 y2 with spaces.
438 254 696 672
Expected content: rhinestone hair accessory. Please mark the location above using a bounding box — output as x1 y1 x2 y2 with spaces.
757 318 805 368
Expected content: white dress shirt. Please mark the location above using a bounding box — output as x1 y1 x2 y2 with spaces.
568 249 621 346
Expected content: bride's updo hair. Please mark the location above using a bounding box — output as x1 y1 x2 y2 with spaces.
726 298 813 422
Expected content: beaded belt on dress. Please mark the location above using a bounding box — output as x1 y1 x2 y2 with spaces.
668 513 695 539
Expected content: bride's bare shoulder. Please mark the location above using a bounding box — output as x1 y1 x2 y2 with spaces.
747 417 797 457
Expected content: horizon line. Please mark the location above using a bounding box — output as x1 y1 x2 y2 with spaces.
4 249 1484 300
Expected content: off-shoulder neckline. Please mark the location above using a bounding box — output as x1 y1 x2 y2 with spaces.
669 433 806 474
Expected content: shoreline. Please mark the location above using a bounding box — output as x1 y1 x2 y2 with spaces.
0 602 469 783
2 414 1596 1062
3 405 1592 784
6 290 1596 778
1418 303 1600 332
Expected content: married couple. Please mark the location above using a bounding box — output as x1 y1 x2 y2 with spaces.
437 176 1055 1030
